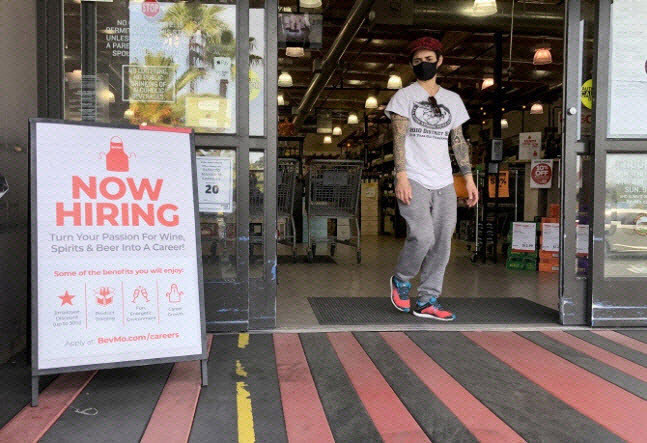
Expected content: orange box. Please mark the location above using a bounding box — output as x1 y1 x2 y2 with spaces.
540 256 560 266
541 217 558 225
453 175 468 199
549 204 560 218
539 250 559 260
539 262 559 273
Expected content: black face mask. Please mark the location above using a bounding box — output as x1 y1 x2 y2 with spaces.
413 61 438 81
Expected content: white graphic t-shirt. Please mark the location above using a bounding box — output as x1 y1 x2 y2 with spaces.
385 83 470 190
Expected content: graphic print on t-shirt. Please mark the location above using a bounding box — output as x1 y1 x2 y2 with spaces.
411 101 452 130
384 84 470 190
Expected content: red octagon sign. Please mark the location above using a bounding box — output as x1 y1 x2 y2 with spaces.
142 0 160 18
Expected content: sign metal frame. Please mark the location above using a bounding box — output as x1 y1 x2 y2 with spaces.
29 118 209 407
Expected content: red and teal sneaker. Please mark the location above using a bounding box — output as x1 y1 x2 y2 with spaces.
390 276 411 313
413 299 456 321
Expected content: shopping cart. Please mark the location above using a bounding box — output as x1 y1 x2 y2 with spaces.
306 160 363 263
249 159 299 262
278 159 299 262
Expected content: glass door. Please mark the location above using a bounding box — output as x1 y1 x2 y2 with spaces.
560 0 593 325
55 0 278 331
590 0 647 326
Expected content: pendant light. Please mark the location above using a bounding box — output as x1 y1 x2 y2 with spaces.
323 135 332 144
365 96 378 109
333 126 342 136
286 47 305 58
501 118 509 129
481 78 494 90
278 71 293 87
387 74 403 90
300 0 322 8
530 103 544 114
472 0 497 17
347 112 359 125
277 94 285 106
533 48 552 66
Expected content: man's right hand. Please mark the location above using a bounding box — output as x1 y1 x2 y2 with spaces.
396 172 412 205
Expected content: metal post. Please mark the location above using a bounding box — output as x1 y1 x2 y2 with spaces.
521 110 526 132
201 359 208 387
31 376 39 407
514 170 519 221
492 32 503 263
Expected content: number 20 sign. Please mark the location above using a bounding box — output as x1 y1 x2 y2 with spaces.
196 156 233 213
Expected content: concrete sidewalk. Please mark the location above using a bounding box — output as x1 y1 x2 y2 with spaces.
2 330 647 442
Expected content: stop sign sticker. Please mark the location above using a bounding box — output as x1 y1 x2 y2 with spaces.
142 0 160 19
531 160 553 188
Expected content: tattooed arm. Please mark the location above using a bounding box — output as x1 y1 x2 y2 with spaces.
392 114 409 174
450 125 479 207
450 125 472 176
391 114 412 204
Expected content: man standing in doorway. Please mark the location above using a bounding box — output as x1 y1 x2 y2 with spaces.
385 37 478 321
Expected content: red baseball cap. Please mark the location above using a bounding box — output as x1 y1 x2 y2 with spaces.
407 37 443 57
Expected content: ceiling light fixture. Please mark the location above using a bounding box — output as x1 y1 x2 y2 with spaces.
333 126 342 136
278 94 285 106
387 74 403 90
299 0 322 9
482 78 494 90
286 47 305 58
533 48 553 66
347 112 359 125
278 71 293 87
472 0 498 17
501 118 509 129
365 96 378 109
530 103 544 114
323 135 332 144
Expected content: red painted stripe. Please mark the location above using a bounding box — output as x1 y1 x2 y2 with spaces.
274 334 335 443
544 331 647 383
0 371 96 443
381 332 525 443
464 332 647 442
328 332 432 443
592 330 647 355
140 335 213 443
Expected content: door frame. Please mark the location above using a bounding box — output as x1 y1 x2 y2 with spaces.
37 0 279 331
560 0 590 325
590 0 647 326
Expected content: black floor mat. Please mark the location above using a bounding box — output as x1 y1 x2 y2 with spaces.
308 297 559 325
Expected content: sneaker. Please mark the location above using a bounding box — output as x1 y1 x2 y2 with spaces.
413 299 456 321
390 276 411 313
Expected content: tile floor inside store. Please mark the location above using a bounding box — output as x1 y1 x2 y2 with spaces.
277 235 559 329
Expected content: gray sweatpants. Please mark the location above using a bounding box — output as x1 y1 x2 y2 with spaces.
394 180 457 304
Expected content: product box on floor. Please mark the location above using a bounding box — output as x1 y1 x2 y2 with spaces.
539 262 559 273
506 255 538 271
361 182 379 201
539 250 559 260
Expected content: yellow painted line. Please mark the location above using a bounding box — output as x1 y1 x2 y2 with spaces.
236 360 248 377
238 333 250 349
237 381 255 443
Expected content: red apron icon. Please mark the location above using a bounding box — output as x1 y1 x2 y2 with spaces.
105 136 133 172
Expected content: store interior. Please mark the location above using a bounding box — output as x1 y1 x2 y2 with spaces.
57 0 594 329
273 0 581 328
